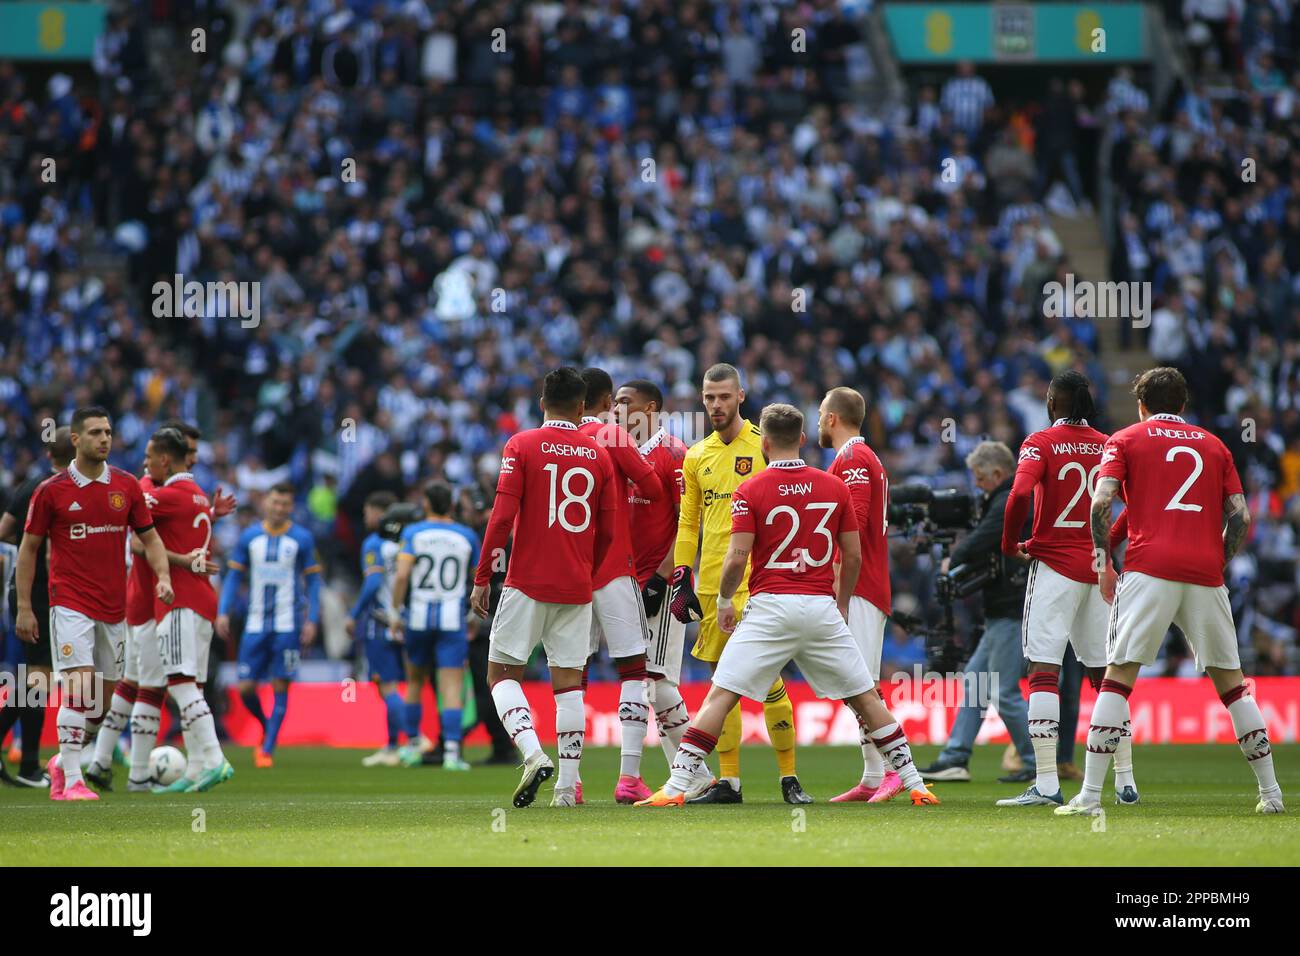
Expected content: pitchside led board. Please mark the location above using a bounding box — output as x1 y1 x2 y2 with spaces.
0 3 106 60
884 2 1149 62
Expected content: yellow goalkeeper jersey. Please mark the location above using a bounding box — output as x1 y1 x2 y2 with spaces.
673 419 766 595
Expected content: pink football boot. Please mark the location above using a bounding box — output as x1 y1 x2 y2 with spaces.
574 781 584 805
47 754 65 801
867 771 905 803
615 775 653 804
62 781 100 801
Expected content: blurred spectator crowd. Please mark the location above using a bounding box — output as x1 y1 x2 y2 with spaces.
0 0 1297 676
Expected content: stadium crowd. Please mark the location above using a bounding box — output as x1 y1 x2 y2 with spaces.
1 0 1297 679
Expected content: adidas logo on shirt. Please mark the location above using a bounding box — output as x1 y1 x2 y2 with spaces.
68 502 82 511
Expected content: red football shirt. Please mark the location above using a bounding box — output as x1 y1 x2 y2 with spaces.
1098 414 1243 587
146 473 218 621
25 463 153 622
631 427 688 586
474 420 619 604
828 437 892 614
730 460 858 598
125 474 157 627
578 417 660 588
1003 421 1110 583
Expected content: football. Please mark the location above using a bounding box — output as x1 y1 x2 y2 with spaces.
149 747 187 787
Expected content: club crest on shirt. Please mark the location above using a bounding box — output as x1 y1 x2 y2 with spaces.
734 456 753 476
60 643 72 658
108 490 127 511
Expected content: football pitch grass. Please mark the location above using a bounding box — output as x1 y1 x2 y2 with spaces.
2 744 1297 866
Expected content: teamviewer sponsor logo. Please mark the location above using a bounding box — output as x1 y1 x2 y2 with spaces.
70 523 126 539
49 886 151 936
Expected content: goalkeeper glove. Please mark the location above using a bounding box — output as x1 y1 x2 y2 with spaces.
641 572 669 618
669 565 703 623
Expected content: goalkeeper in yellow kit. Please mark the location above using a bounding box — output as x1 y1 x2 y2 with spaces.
668 363 809 804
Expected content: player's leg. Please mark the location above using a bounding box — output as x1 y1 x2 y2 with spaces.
755 597 798 789
1179 584 1283 812
793 595 937 806
636 682 742 806
126 619 168 790
692 591 745 798
596 576 653 801
1074 580 1137 801
1058 573 1176 815
434 627 470 770
46 608 100 800
486 588 553 806
236 628 270 740
87 622 139 787
400 631 433 765
543 600 593 807
260 633 301 764
832 597 893 802
13 622 52 785
159 610 229 791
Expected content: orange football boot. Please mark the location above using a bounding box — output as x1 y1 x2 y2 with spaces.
634 787 685 808
253 749 274 769
910 786 940 806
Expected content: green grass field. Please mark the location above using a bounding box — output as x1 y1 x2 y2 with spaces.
1 745 1296 866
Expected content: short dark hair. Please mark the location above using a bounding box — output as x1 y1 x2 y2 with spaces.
148 427 189 461
268 481 295 497
581 367 614 407
703 363 741 387
161 418 202 442
48 426 74 468
1048 369 1097 423
1132 367 1188 416
620 378 664 411
424 480 454 516
542 366 586 414
71 406 112 433
365 491 397 511
759 403 803 449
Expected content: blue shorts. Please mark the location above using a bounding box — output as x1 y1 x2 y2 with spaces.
237 631 300 682
405 627 468 671
363 619 405 683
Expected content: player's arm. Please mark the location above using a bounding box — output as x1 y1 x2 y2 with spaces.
471 492 519 618
301 542 322 647
1223 493 1250 564
716 531 753 634
669 453 704 622
1090 476 1122 603
0 511 19 544
592 455 619 574
349 545 385 625
136 527 175 605
13 530 45 642
836 528 862 619
391 530 415 630
1002 445 1044 558
215 530 249 639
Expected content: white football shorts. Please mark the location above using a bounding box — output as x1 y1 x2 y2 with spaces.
124 620 167 687
50 606 126 679
1022 560 1109 668
712 592 874 702
846 595 888 682
589 575 650 659
489 587 592 670
1107 570 1240 671
157 607 214 680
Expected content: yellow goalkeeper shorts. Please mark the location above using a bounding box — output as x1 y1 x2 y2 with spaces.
692 591 750 664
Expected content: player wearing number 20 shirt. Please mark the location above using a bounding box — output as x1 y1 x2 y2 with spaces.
1003 409 1112 670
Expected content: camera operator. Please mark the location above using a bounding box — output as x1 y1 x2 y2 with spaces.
918 441 1036 784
